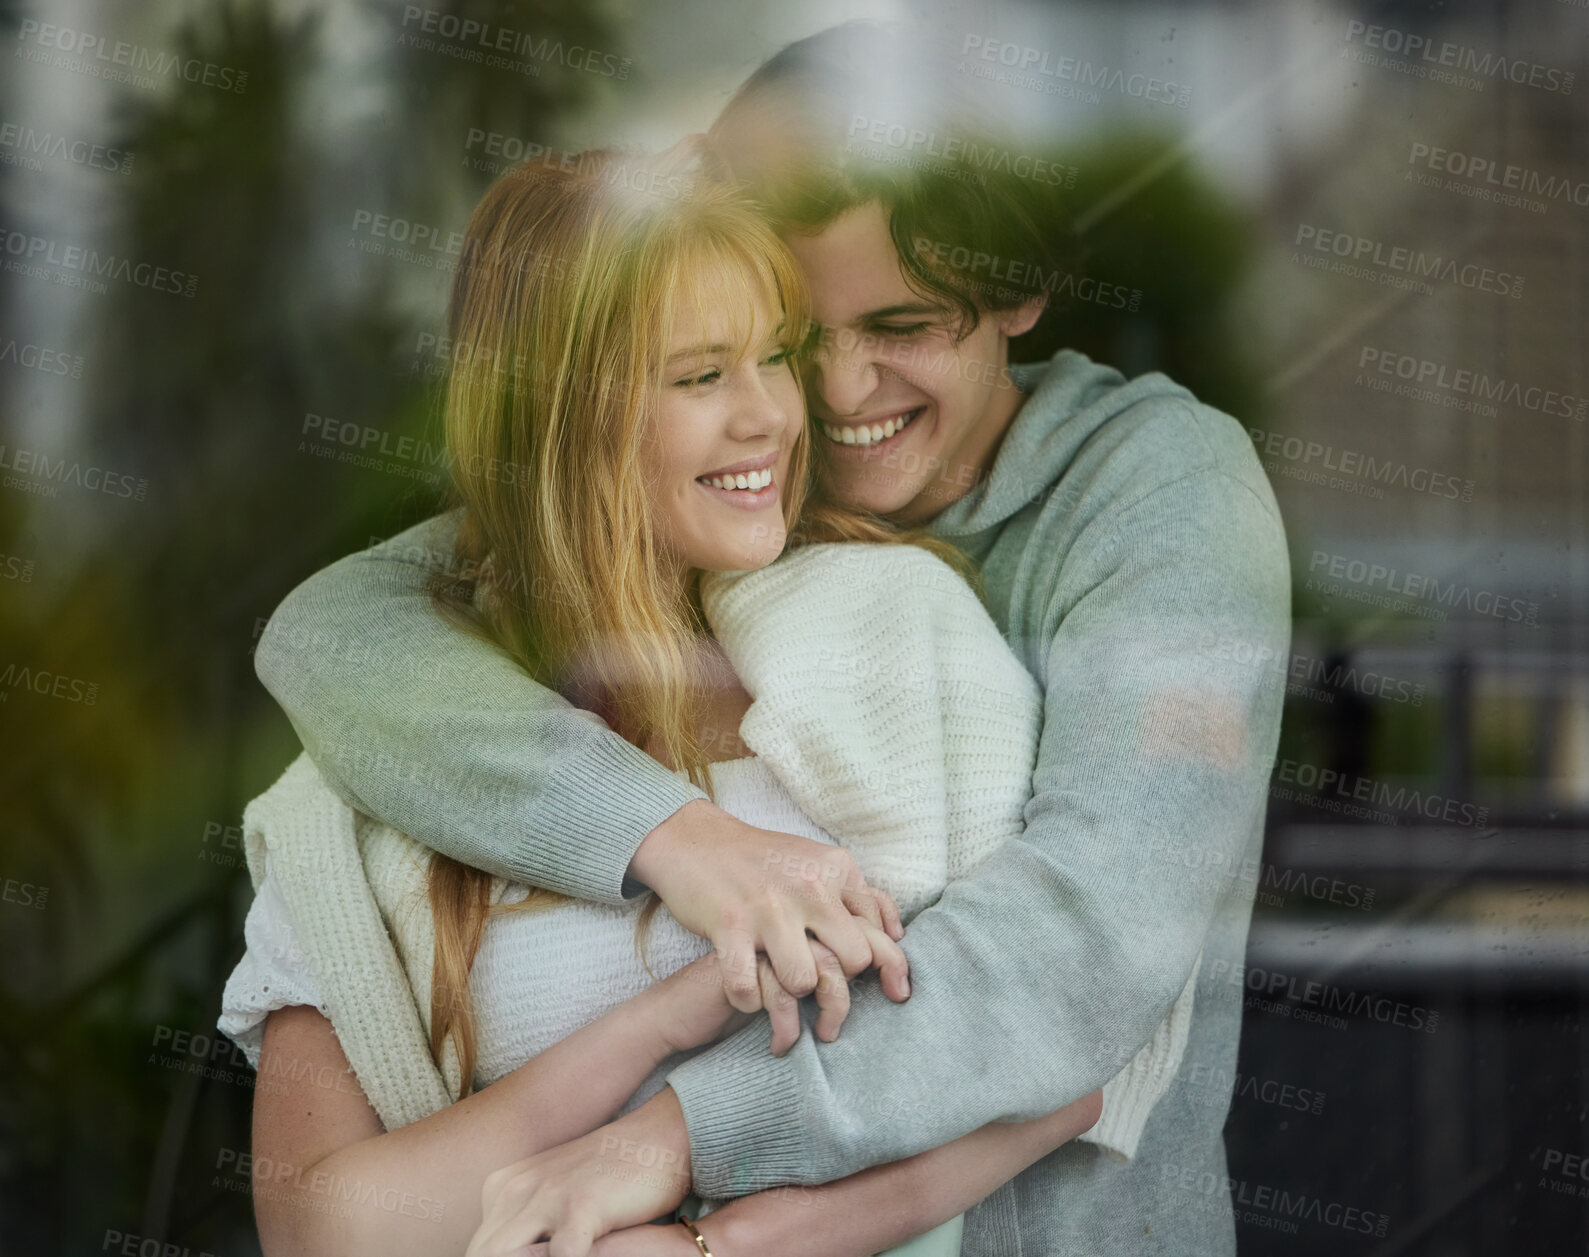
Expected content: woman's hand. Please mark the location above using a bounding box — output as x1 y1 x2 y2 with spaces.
647 938 850 1058
468 1092 693 1257
587 1222 701 1256
507 1223 699 1257
630 800 910 1028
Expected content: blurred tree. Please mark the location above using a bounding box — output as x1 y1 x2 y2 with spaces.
0 0 624 1251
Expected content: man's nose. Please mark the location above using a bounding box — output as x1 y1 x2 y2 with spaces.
809 335 878 418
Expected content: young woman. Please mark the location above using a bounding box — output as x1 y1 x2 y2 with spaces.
222 146 1192 1257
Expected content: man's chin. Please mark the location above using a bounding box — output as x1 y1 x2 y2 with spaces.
823 467 925 519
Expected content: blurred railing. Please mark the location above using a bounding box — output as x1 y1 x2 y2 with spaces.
1250 633 1589 992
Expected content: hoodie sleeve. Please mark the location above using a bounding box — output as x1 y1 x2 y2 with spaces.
253 511 707 903
666 464 1290 1193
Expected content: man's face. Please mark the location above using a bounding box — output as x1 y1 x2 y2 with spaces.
782 202 1041 524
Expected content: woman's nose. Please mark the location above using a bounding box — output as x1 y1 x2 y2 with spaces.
727 365 796 439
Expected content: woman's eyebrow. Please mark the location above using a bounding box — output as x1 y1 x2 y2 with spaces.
666 342 732 362
667 322 788 362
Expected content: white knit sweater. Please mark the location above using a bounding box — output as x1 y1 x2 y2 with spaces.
228 541 1197 1158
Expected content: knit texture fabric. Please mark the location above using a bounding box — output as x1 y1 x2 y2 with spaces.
240 754 456 1129
241 539 1195 1160
701 541 1038 920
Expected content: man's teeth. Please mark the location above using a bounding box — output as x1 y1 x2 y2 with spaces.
823 408 919 447
702 467 773 491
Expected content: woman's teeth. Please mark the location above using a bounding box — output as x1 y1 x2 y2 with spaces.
701 467 773 491
823 407 921 447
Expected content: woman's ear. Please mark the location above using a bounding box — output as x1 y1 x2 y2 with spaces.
997 295 1047 339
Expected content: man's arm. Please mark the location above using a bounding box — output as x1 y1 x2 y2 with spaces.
254 513 911 1012
254 511 703 902
665 466 1291 1194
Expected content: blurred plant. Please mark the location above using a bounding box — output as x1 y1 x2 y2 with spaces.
0 0 623 1251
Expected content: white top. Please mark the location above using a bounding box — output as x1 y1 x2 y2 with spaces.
221 756 829 1103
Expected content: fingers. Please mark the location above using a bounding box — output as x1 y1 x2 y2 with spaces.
804 908 873 978
760 918 818 997
837 885 905 944
475 1213 548 1257
873 887 905 941
808 940 851 1042
861 919 911 1002
839 883 885 931
548 1217 599 1257
758 955 801 1055
472 1166 535 1256
801 913 910 1003
479 1201 553 1257
711 926 762 1013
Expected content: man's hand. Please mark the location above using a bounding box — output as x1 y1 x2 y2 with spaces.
468 1089 693 1257
629 800 910 1019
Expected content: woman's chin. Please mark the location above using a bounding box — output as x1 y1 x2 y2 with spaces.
697 534 785 573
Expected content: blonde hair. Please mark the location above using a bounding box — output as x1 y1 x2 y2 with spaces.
425 146 979 1092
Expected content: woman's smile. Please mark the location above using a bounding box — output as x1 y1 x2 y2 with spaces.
694 470 780 510
694 448 780 509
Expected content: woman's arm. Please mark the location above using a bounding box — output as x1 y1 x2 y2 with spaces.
251 953 749 1257
480 1090 1105 1257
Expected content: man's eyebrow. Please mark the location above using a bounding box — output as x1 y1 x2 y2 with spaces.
807 304 944 338
860 302 944 320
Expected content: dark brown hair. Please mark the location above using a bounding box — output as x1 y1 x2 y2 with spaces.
705 21 1070 340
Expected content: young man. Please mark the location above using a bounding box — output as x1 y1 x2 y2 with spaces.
256 23 1290 1255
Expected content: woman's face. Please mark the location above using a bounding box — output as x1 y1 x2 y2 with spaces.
643 282 802 575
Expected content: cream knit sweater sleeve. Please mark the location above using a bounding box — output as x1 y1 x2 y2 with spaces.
241 754 457 1130
702 542 1197 1161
